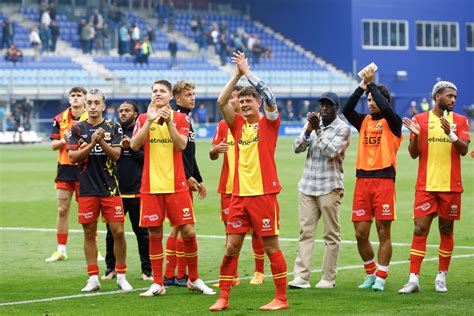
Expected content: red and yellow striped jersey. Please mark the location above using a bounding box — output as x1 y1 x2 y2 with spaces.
229 114 281 196
411 111 470 192
356 116 402 171
133 110 190 194
212 120 236 194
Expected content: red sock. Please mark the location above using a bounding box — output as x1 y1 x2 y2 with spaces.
375 270 388 279
363 260 376 275
176 238 187 279
252 233 265 273
164 236 177 279
183 236 198 281
57 232 68 245
269 250 287 302
149 235 164 285
115 263 127 274
219 255 239 300
439 233 454 272
87 264 99 276
410 235 427 274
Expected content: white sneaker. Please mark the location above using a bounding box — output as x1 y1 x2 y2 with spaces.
117 276 133 291
435 280 448 292
398 281 420 294
288 277 310 289
81 277 101 292
315 279 336 289
97 251 105 261
187 278 216 295
45 251 67 262
139 283 166 297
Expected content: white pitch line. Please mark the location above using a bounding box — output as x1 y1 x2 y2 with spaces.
1 253 473 307
1 226 474 249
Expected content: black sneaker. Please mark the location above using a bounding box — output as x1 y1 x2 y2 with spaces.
164 276 176 286
176 274 188 287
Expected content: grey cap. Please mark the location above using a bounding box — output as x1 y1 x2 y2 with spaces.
432 81 457 99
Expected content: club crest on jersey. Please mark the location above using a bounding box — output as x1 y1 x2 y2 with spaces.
104 132 111 141
115 206 122 215
183 208 191 217
375 123 383 130
450 124 457 132
262 218 271 229
382 204 390 213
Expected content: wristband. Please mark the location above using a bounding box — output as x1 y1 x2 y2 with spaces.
448 131 458 143
61 138 67 144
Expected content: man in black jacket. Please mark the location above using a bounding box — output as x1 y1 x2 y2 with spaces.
102 101 152 281
163 81 207 287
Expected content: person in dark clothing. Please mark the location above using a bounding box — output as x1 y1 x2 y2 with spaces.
102 101 152 282
342 67 402 292
168 36 178 69
2 17 15 49
49 20 60 52
163 81 207 287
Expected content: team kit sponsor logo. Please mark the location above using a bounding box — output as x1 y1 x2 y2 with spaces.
228 220 243 228
79 211 94 219
363 129 382 145
415 203 431 211
144 214 159 221
148 137 173 144
353 209 366 216
238 135 261 146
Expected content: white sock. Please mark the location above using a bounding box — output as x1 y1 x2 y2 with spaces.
89 275 99 282
57 244 66 253
409 273 419 284
436 271 447 282
117 273 126 281
377 264 389 272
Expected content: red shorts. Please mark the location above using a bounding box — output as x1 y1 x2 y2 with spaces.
140 191 194 227
220 193 232 222
55 180 80 200
352 178 396 221
226 194 280 236
414 191 462 220
77 196 124 224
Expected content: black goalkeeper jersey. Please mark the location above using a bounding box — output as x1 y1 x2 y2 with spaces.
68 119 123 197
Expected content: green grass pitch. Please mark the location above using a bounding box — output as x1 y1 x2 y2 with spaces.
0 135 473 315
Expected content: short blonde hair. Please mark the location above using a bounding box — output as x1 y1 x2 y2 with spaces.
172 81 195 97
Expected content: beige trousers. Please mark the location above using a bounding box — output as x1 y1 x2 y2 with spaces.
293 190 342 282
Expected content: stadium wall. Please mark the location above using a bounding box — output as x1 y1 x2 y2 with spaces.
240 0 474 115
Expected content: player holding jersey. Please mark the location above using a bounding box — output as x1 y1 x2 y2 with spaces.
399 81 470 294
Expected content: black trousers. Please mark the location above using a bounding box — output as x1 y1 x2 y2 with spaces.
105 197 151 274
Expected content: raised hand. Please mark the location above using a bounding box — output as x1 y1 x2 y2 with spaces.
231 51 251 76
440 117 451 135
158 107 171 123
364 67 375 85
307 112 320 132
147 103 160 122
403 117 420 135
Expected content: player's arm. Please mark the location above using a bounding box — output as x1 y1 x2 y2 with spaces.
403 117 420 159
217 70 242 128
233 51 278 116
97 126 122 162
68 125 98 163
342 82 366 131
160 107 187 151
366 81 402 137
440 116 469 156
131 105 158 151
50 118 67 150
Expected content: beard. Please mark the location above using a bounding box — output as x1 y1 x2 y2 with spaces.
120 117 134 127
